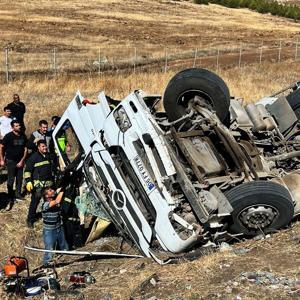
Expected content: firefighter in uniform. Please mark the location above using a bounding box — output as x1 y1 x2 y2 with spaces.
61 181 84 249
57 159 84 248
24 140 57 228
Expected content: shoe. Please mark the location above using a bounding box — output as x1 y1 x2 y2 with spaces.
15 194 25 201
27 221 34 229
5 201 13 211
5 204 11 211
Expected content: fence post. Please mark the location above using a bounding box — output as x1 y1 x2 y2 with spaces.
4 47 9 83
216 49 220 71
193 48 197 68
295 38 299 61
98 48 101 75
259 46 263 64
164 48 168 73
53 47 57 75
259 41 263 64
278 40 282 63
133 47 137 74
238 45 242 68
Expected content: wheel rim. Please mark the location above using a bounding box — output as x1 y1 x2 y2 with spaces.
177 89 213 109
238 204 279 230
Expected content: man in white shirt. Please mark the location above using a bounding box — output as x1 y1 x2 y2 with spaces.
0 106 13 139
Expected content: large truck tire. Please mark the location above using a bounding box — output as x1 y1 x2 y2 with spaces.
224 181 294 236
163 68 230 123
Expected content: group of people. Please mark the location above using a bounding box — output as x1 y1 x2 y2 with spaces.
0 95 80 265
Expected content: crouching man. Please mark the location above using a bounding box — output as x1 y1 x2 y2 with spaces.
42 187 68 265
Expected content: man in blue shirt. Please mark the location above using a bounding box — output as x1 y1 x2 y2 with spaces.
41 187 68 265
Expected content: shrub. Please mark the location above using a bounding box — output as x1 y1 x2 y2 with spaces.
194 0 300 21
193 0 209 4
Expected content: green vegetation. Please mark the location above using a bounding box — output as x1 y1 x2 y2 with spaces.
195 0 300 20
193 0 209 4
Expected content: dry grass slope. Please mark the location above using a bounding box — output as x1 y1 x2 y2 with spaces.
0 60 299 132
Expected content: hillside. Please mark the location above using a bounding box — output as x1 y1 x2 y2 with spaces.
0 0 300 53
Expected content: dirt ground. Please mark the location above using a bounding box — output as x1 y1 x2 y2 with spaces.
0 178 299 300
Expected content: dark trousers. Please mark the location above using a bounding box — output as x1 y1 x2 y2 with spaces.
6 159 23 200
63 218 84 248
27 188 42 223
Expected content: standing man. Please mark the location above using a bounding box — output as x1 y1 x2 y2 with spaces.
0 120 28 206
41 187 68 265
7 94 26 132
49 116 60 134
0 106 13 140
28 120 52 154
24 140 56 228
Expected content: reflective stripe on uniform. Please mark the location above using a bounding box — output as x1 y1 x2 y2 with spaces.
33 180 53 187
64 197 72 203
24 172 31 179
34 160 50 168
67 217 80 222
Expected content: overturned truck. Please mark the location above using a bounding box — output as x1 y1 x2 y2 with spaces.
53 68 300 263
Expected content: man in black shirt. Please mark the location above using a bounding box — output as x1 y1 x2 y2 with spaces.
7 94 26 132
0 120 28 207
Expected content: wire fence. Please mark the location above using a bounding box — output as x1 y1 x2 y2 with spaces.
1 39 300 82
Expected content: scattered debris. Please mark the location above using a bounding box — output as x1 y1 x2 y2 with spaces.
67 271 95 290
233 247 251 255
253 234 265 241
100 293 113 300
25 245 143 258
240 271 295 286
134 262 146 270
292 235 300 243
0 256 60 297
170 296 184 300
219 242 233 252
130 273 160 299
223 271 300 296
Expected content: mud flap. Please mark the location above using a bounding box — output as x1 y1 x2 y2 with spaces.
272 172 300 216
85 217 111 244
